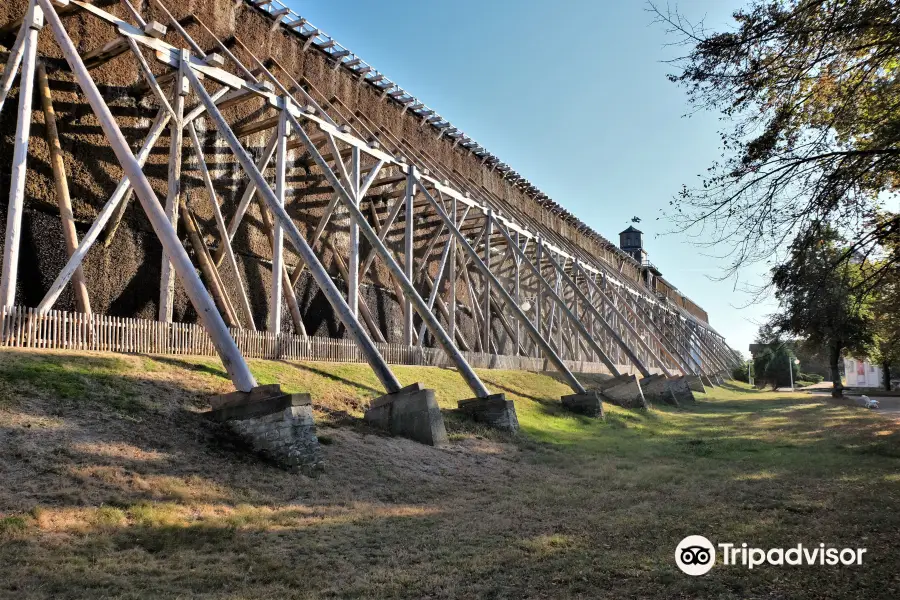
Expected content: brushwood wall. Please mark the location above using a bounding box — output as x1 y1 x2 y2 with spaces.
0 0 707 346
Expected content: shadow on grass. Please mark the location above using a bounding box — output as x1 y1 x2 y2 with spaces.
281 361 382 396
480 377 559 405
144 355 229 380
716 381 760 393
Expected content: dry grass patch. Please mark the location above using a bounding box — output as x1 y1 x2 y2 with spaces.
0 349 899 598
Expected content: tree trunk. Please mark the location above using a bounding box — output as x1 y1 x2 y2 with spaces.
883 361 891 392
829 341 844 398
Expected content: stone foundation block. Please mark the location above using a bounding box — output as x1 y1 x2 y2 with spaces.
208 384 322 472
701 375 716 389
561 391 604 418
685 374 706 394
458 393 519 432
599 374 648 409
597 374 636 391
365 384 448 446
666 376 695 404
640 375 679 407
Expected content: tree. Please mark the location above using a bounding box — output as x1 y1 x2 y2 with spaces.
751 339 800 390
651 0 900 280
732 361 750 382
867 241 900 389
769 230 874 396
765 345 801 390
869 298 900 390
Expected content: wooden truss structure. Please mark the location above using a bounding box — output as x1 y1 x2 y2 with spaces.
0 0 740 401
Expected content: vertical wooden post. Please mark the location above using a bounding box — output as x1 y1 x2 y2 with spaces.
555 263 563 358
38 8 257 389
482 209 492 353
448 193 457 345
254 196 307 337
0 2 42 308
513 230 521 356
348 145 360 317
36 61 91 314
186 122 255 329
534 235 543 358
0 21 28 116
185 65 402 394
181 205 239 328
159 50 187 323
402 166 416 345
269 106 287 332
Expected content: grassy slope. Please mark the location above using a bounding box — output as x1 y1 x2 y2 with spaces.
0 348 899 599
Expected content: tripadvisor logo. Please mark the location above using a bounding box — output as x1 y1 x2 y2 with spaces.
675 536 867 576
676 535 716 575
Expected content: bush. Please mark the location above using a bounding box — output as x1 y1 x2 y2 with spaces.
732 363 750 383
800 372 824 384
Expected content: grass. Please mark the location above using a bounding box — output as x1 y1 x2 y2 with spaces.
1 348 899 598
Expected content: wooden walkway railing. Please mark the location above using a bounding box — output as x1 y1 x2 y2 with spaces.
0 306 630 375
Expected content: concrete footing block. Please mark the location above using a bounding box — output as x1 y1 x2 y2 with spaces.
640 374 679 407
701 375 716 389
666 376 695 404
365 383 448 446
208 384 322 472
599 374 648 409
458 393 519 432
685 374 706 394
561 391 605 418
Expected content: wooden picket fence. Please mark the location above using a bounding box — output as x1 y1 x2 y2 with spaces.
0 306 622 374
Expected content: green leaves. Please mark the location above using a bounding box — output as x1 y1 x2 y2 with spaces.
653 0 900 277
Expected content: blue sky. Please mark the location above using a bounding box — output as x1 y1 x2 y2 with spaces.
283 0 770 355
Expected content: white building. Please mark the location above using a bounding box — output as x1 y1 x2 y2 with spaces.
843 357 883 388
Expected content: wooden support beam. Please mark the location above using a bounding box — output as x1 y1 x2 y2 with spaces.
324 237 386 344
254 195 307 338
119 0 147 28
364 200 418 345
0 4 41 308
418 180 586 393
36 61 91 314
184 58 403 394
187 121 256 330
149 0 206 57
38 0 257 391
180 204 239 328
482 209 492 352
125 36 175 118
402 167 415 345
418 266 470 351
269 108 288 333
214 131 278 267
0 21 28 116
41 111 168 309
158 54 187 323
457 251 484 353
448 194 457 345
348 146 360 317
82 37 129 70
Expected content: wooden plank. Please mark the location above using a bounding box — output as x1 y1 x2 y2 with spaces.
270 109 287 333
187 122 256 330
0 21 27 116
254 195 308 337
0 7 40 308
182 207 239 328
159 57 186 323
36 61 92 314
